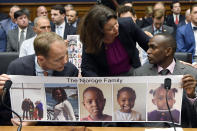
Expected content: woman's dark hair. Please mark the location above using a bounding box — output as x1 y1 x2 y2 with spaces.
78 5 117 54
52 88 67 102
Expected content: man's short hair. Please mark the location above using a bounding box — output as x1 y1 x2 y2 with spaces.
14 8 29 19
170 0 180 9
153 9 164 19
34 32 64 58
51 5 65 14
190 4 197 12
117 5 136 17
10 5 20 13
155 33 177 53
34 16 50 27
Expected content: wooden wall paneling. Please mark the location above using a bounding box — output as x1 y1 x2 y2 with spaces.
0 1 197 22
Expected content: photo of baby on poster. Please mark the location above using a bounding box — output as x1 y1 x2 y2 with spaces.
9 75 183 123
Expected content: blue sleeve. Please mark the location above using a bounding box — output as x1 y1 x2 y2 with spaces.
0 26 7 52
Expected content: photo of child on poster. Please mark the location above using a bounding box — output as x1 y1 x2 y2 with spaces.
79 84 112 121
113 83 146 121
147 83 182 124
10 83 45 121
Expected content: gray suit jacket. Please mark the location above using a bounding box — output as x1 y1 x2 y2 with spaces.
133 60 197 127
6 25 35 52
142 24 174 35
134 60 197 78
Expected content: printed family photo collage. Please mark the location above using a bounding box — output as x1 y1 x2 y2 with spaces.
9 75 183 124
67 35 82 76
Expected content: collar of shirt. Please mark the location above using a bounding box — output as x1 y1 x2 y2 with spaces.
153 25 162 32
157 59 176 74
11 21 17 29
35 56 53 76
18 27 27 40
56 21 65 38
191 22 197 31
56 21 65 29
70 21 77 28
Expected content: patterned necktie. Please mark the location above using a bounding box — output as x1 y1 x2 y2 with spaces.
159 69 170 75
19 30 25 47
175 15 179 25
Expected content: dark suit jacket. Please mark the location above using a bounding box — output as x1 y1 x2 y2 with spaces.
6 25 35 52
166 14 185 31
81 17 150 77
0 13 8 21
51 22 77 40
133 60 197 127
7 55 78 76
138 17 153 28
0 55 78 125
142 24 174 35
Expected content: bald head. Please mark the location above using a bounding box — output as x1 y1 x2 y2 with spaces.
185 9 191 23
37 6 48 17
147 33 176 67
9 5 20 22
154 33 177 53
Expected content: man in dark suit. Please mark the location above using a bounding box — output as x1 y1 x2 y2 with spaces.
166 0 185 31
176 4 197 63
141 9 173 64
134 33 197 127
143 9 174 36
50 5 76 40
66 9 79 29
0 32 78 125
6 9 35 52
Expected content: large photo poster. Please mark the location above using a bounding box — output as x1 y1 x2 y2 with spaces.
9 75 183 124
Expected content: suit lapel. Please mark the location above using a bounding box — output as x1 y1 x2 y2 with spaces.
188 23 196 55
26 26 34 39
149 64 159 75
172 61 184 75
13 28 19 51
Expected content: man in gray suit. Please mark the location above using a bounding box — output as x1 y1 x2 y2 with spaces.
134 33 197 127
6 8 35 52
143 9 174 35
